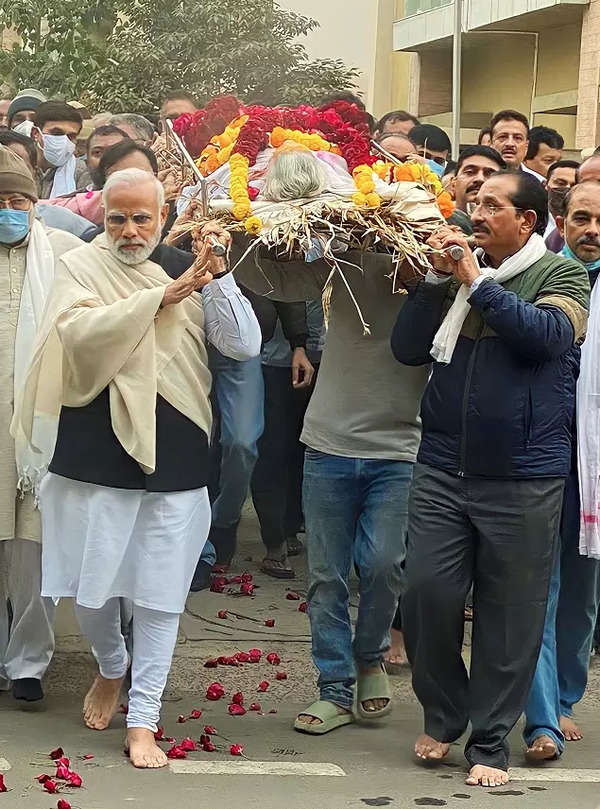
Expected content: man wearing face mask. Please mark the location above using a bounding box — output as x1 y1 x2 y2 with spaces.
7 89 46 130
523 180 600 762
31 101 85 199
545 160 579 250
0 146 81 704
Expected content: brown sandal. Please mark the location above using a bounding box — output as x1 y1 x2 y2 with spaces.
260 556 295 580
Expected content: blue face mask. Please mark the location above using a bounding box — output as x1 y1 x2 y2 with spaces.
0 209 30 245
426 158 445 178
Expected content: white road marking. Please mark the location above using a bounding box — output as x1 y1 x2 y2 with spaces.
170 760 346 777
0 758 10 771
510 768 600 783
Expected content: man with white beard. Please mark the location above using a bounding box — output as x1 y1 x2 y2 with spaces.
12 168 261 768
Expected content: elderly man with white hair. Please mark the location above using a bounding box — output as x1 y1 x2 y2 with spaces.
12 167 261 768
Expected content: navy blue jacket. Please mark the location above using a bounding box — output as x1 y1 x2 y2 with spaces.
391 251 590 479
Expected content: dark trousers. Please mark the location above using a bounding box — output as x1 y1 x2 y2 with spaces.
251 365 316 554
402 463 564 771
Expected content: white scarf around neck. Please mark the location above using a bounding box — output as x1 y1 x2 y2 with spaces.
13 220 57 495
577 277 600 560
50 155 77 198
430 233 547 364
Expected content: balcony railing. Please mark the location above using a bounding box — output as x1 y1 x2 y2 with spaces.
401 0 452 18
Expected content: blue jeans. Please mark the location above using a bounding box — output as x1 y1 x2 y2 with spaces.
208 347 264 530
303 450 413 709
524 472 600 753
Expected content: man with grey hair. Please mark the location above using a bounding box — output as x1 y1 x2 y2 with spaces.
109 114 155 146
12 168 261 768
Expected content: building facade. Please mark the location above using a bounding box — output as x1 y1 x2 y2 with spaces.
393 0 600 151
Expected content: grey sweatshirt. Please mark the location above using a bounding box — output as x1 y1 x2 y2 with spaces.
231 241 430 462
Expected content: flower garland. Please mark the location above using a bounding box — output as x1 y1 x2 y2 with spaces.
393 162 455 219
269 127 340 154
229 153 251 220
196 115 249 177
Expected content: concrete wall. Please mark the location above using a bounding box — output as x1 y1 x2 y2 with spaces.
536 23 581 96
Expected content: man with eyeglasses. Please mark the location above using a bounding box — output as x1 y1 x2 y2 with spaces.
391 170 590 788
0 145 82 705
12 167 261 769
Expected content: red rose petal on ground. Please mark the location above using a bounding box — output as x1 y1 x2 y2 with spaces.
66 772 82 788
217 656 228 664
55 757 70 769
286 591 301 600
230 744 244 756
217 610 228 619
235 651 250 662
264 618 275 627
230 575 243 584
232 691 244 705
43 779 59 793
210 576 228 593
180 738 197 752
228 703 247 716
57 800 72 809
190 709 202 719
82 754 94 760
298 601 308 613
165 736 176 743
266 652 281 665
225 656 239 666
203 725 217 735
0 775 6 793
241 572 253 583
249 702 261 711
248 648 262 659
55 764 70 780
166 745 187 759
275 671 287 680
36 774 52 783
204 658 218 668
202 741 216 752
240 582 255 595
258 680 270 692
206 682 225 701
154 727 165 740
49 748 64 760
199 734 210 745
177 714 187 723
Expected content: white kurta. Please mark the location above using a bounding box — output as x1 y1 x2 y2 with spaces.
40 474 211 613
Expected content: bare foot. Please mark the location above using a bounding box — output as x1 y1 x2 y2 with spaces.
296 703 351 727
466 765 509 787
83 674 126 730
525 734 559 762
127 728 168 769
414 734 450 761
560 715 583 741
384 628 409 667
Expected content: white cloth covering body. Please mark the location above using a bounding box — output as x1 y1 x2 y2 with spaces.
40 474 211 613
0 537 56 686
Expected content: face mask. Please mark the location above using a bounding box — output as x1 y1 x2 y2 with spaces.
0 209 30 245
42 134 76 167
548 187 569 216
562 241 600 273
426 158 445 178
13 120 36 137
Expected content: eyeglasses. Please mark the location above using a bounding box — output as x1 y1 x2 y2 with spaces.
106 213 153 227
0 196 31 210
472 202 525 217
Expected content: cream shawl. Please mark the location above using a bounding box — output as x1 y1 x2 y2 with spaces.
11 233 212 489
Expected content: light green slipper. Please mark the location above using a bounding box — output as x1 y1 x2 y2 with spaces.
293 700 354 735
357 666 393 720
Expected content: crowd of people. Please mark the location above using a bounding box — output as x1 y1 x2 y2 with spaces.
0 83 599 787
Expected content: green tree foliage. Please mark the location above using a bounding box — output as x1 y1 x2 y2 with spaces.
0 0 360 114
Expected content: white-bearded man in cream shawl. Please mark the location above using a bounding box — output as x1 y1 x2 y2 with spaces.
12 167 261 768
0 145 81 706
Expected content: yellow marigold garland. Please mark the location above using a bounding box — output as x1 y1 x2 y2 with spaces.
196 115 249 177
352 165 381 208
393 162 455 219
229 153 251 220
270 127 341 154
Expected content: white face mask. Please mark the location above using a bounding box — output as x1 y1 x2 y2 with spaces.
42 133 76 168
13 120 35 137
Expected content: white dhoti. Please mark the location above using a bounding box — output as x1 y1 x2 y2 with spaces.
39 473 210 729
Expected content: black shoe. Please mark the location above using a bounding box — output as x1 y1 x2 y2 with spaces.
190 560 213 592
210 523 239 567
12 678 44 702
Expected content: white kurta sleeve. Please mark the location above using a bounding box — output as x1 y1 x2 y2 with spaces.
201 273 261 361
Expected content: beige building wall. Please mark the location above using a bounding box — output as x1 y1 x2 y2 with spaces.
278 0 401 118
